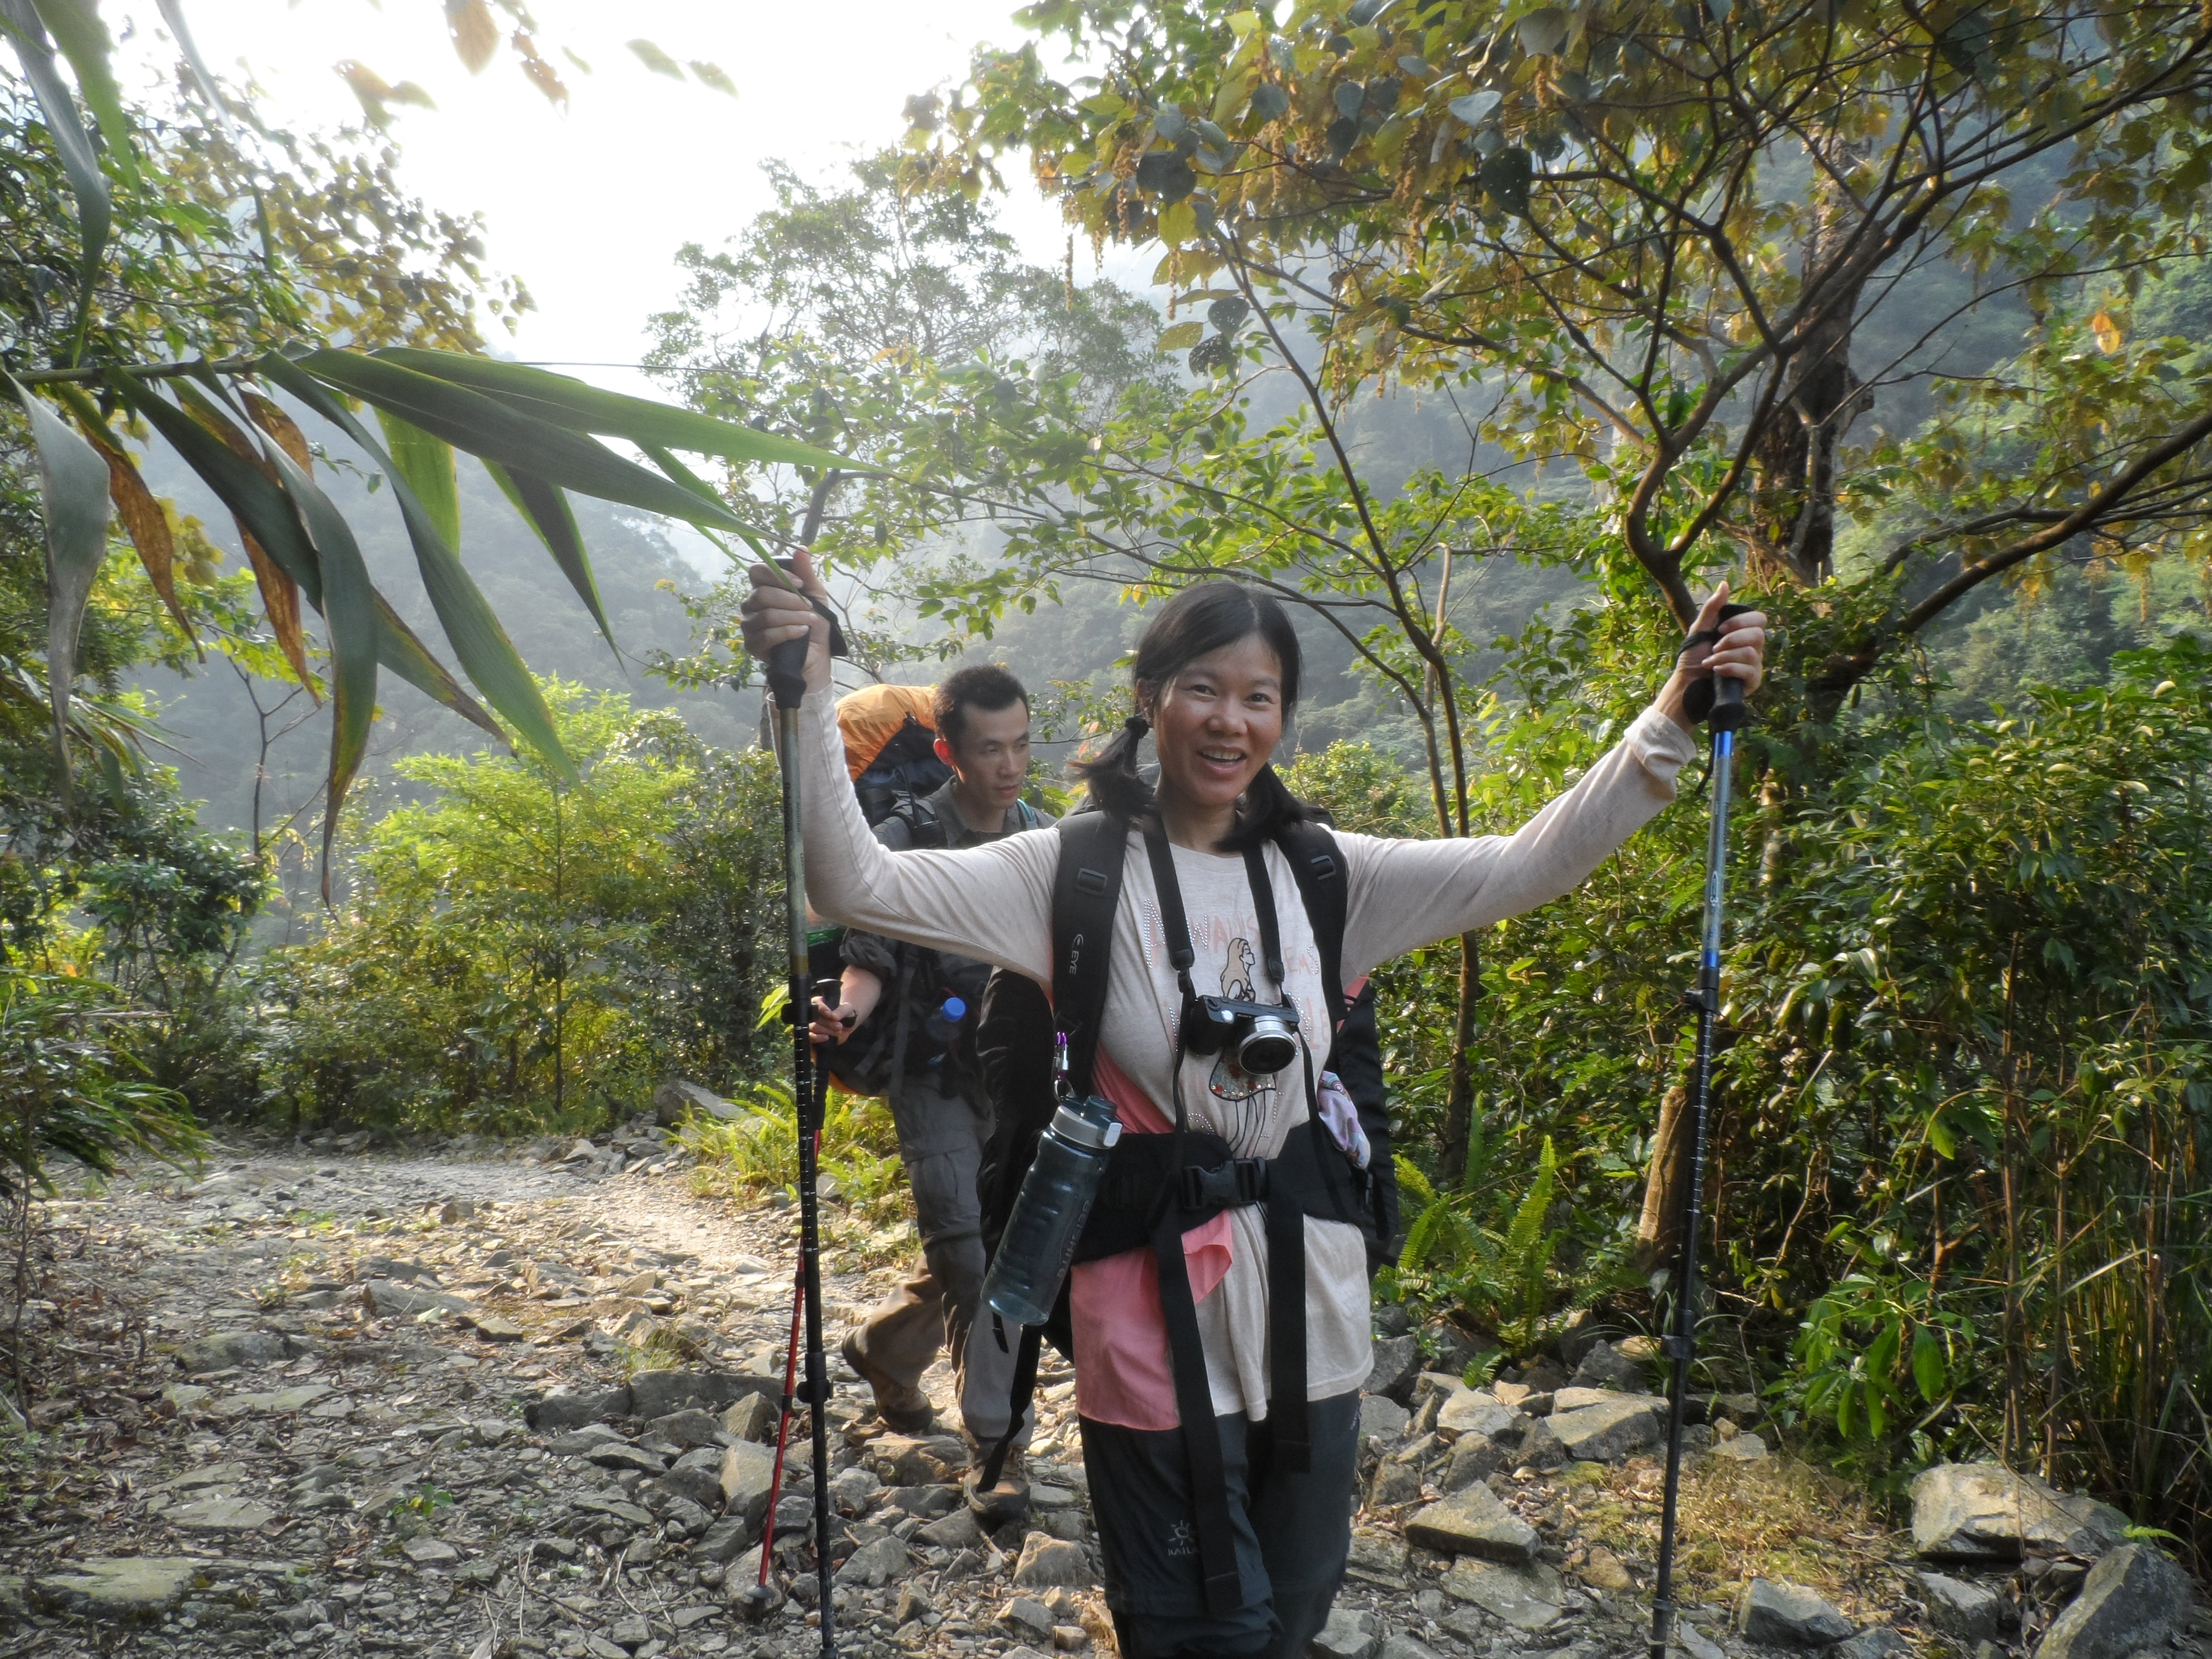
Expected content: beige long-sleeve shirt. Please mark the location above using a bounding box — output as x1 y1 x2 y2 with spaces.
796 688 1697 1419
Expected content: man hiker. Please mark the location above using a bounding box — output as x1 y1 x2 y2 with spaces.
810 663 1052 1521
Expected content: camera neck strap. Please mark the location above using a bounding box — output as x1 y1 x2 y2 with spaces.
1138 815 1290 1005
1139 814 1202 1007
1139 816 1308 1131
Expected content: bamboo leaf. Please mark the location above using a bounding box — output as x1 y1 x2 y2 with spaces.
28 0 135 182
483 459 621 664
127 377 321 598
153 0 233 125
48 381 194 642
254 357 569 776
257 439 377 896
1 0 111 288
125 378 453 725
1910 1324 1947 1403
370 347 852 470
375 409 461 551
372 593 502 740
245 535 316 695
5 373 112 782
239 388 311 470
169 379 320 688
245 441 499 866
296 348 748 529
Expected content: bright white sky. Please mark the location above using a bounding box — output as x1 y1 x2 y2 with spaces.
156 0 1126 394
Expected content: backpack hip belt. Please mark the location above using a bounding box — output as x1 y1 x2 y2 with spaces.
1081 1115 1360 1472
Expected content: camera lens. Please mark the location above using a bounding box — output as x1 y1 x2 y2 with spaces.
1235 1014 1298 1076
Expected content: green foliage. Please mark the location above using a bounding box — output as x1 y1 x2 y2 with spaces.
644 149 1166 684
677 1081 908 1227
0 969 201 1199
4 53 840 846
261 686 783 1135
1394 1126 1588 1353
927 0 2212 661
1343 577 2212 1531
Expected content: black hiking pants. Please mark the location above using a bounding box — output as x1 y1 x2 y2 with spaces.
1079 1390 1360 1659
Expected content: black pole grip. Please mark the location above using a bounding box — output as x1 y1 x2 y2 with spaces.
764 637 810 710
1710 666 1748 732
764 556 814 710
1683 601 1755 729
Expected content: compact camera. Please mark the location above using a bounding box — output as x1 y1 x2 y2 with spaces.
1183 995 1302 1076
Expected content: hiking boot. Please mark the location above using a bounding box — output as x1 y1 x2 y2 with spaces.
839 1330 936 1435
963 1448 1030 1525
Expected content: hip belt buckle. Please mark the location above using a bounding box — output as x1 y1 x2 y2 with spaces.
1183 1158 1269 1209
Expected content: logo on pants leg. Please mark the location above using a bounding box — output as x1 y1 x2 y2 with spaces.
1166 1518 1197 1558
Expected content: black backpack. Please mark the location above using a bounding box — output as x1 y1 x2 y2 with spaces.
852 713 954 823
970 809 1400 1612
973 808 1400 1324
823 792 1047 1102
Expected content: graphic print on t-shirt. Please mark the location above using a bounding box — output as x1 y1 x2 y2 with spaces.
1137 848 1325 1152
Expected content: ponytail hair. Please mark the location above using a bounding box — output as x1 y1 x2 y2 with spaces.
1069 713 1157 819
1068 581 1310 852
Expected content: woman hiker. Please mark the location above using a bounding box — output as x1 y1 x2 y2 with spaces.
740 559 1766 1659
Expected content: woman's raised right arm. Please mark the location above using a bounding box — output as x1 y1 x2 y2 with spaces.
793 688 1055 980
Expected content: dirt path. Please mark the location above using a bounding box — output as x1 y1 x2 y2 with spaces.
0 1133 2189 1659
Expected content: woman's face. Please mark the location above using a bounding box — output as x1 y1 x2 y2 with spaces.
1142 634 1286 818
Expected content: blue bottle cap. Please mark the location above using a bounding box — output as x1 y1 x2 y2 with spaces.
941 996 967 1020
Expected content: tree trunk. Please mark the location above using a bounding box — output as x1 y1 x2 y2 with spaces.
1634 1082 1691 1277
1440 931 1482 1187
1747 196 1874 587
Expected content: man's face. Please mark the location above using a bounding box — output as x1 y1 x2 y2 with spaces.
940 701 1032 814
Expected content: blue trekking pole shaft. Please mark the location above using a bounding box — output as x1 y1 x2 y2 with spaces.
1649 640 1747 1659
764 543 836 1659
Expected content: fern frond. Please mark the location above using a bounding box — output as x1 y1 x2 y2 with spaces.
1400 1197 1450 1272
1502 1136 1558 1271
1396 1152 1437 1209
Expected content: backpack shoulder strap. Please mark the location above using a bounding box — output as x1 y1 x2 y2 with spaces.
886 793 951 848
1277 820 1349 1032
1050 811 1130 1096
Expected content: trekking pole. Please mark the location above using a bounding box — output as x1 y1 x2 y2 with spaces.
752 1228 807 1598
759 505 839 1659
754 979 844 1602
1648 604 1752 1659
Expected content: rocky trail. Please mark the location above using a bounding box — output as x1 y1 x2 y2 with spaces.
0 1124 2200 1659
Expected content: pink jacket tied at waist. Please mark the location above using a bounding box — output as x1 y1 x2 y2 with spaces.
1067 1051 1231 1431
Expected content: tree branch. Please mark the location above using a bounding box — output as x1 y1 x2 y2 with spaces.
1896 405 2212 634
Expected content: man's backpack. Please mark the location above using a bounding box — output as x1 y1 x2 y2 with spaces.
853 714 953 824
819 794 993 1102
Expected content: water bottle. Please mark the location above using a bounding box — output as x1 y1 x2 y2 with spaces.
923 995 967 1047
983 1088 1123 1327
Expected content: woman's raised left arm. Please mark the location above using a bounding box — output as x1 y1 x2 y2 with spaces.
1338 588 1765 977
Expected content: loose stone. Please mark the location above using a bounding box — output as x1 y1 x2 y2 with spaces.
1405 1482 1541 1564
1733 1578 1855 1647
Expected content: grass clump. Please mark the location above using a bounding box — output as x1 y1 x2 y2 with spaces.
678 1081 910 1230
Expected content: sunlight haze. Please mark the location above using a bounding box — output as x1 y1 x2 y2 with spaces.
172 1 1098 390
